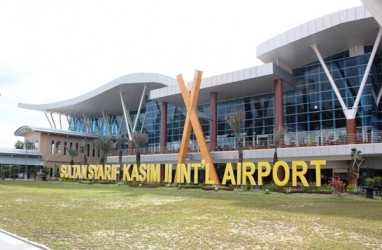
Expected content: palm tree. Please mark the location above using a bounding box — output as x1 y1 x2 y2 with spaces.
349 148 365 189
66 145 78 165
115 134 126 180
132 131 149 167
80 139 88 165
93 137 112 166
226 111 245 188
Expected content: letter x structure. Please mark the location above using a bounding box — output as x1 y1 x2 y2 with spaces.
174 70 219 184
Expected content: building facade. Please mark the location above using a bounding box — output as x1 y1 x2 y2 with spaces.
16 6 382 183
0 147 44 180
14 126 100 178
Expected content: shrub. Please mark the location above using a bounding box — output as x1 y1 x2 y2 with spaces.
374 176 382 186
308 182 318 191
328 178 346 194
301 182 318 192
318 184 334 192
365 178 375 188
346 183 357 193
263 183 282 192
202 185 234 191
181 183 203 189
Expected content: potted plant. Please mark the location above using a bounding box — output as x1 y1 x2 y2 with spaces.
374 176 382 196
364 177 375 198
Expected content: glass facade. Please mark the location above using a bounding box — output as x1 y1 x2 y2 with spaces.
283 48 379 146
67 45 382 151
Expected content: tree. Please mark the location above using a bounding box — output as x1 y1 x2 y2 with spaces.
15 140 34 150
226 110 245 188
93 137 112 166
115 134 126 180
14 140 24 149
132 131 149 167
349 148 365 189
66 145 78 165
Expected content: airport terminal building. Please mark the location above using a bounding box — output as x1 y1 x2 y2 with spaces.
15 5 382 182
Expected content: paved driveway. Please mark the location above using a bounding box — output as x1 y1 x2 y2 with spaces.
0 229 49 250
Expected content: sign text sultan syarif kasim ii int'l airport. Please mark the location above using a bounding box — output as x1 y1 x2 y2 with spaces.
60 160 326 187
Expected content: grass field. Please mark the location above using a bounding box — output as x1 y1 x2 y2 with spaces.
0 181 381 250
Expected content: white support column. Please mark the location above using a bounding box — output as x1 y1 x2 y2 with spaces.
119 92 133 141
44 112 53 129
83 115 90 133
353 29 382 111
372 87 382 106
50 113 57 129
66 114 70 125
311 28 382 120
133 85 147 132
102 110 112 136
117 117 123 135
97 118 103 135
311 44 350 118
59 114 62 130
126 109 134 132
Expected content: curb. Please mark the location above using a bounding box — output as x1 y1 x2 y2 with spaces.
0 228 51 250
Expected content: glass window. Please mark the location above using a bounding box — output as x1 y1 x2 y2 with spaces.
51 140 55 154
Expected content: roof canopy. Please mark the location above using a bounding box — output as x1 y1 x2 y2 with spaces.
18 73 177 118
150 63 295 107
257 6 379 70
14 125 99 138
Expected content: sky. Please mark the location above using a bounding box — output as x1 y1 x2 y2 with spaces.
0 0 363 148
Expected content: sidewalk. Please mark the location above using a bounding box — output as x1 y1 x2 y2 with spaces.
0 229 50 250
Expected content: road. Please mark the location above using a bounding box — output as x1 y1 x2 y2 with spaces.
0 229 49 250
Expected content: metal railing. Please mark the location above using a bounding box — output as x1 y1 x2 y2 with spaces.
109 128 382 156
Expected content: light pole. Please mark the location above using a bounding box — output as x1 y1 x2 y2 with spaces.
24 140 28 180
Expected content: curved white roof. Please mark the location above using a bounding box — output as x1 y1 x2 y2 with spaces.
18 72 177 117
257 6 379 70
14 125 99 138
151 63 295 106
362 0 382 27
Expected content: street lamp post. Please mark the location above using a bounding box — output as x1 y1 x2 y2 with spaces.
24 140 28 180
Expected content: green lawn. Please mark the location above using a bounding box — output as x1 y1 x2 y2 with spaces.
0 181 381 250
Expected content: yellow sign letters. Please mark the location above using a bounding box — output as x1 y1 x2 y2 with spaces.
60 160 326 187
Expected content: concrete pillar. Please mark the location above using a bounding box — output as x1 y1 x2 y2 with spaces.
274 78 285 181
346 119 357 144
160 102 168 153
210 92 217 151
128 140 134 155
274 79 284 133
